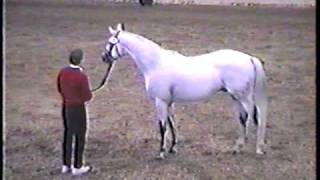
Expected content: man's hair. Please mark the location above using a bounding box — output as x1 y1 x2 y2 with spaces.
69 49 83 65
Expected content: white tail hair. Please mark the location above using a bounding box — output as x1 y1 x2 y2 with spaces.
251 57 268 154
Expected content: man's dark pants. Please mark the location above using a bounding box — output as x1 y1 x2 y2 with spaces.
62 104 87 168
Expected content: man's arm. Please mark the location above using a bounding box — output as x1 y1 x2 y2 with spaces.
80 73 93 102
57 71 62 94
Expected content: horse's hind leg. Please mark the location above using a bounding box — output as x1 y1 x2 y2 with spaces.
232 97 254 153
155 98 169 159
254 97 268 154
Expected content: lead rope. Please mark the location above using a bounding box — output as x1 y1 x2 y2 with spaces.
91 62 115 92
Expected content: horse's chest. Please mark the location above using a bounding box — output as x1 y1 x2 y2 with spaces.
144 74 173 100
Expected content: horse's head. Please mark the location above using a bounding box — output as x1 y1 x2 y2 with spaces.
101 23 127 64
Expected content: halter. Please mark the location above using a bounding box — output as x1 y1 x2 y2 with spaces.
106 31 121 62
91 31 121 92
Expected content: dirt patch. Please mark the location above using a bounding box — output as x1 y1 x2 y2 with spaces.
5 1 315 179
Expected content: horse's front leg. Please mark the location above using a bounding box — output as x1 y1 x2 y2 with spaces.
155 98 169 159
158 120 167 159
167 103 178 154
167 115 177 153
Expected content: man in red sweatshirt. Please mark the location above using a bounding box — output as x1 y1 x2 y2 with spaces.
57 49 93 175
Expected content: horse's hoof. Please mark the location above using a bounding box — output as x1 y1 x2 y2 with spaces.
169 147 177 154
157 152 165 159
256 149 266 155
232 150 239 155
232 145 241 155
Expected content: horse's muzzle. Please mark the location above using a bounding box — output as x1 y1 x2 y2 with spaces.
101 52 113 64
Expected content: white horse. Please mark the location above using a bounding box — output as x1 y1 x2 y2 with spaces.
101 23 268 158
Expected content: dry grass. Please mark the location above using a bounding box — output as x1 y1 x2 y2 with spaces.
5 1 315 179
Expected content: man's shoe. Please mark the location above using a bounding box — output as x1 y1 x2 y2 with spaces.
61 165 71 173
71 166 91 175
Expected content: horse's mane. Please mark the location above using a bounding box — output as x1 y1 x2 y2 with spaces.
124 31 162 49
140 35 163 46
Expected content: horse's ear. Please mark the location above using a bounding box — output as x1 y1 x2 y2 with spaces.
117 23 125 31
108 26 117 35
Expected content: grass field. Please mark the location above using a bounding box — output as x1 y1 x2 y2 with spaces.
5 1 315 179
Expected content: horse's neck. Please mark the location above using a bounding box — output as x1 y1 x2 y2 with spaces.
120 32 163 76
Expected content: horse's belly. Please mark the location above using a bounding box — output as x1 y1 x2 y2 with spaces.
146 68 221 102
172 80 221 102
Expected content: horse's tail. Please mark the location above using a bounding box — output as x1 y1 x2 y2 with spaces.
251 56 268 148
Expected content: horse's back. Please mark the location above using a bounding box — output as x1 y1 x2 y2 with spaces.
187 49 256 93
191 49 252 64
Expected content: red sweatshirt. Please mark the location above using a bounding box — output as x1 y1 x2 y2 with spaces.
57 66 92 107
